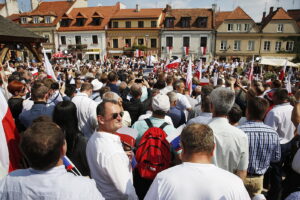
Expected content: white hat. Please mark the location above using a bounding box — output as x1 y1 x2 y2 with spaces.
152 94 170 113
91 79 103 91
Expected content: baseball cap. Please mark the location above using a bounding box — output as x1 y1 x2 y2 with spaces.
152 94 170 113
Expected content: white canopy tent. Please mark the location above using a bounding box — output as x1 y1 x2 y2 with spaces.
260 58 298 67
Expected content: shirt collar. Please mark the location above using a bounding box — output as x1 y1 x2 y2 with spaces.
211 117 229 123
97 131 121 142
199 112 212 117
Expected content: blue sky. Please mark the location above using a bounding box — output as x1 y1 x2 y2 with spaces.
16 0 300 22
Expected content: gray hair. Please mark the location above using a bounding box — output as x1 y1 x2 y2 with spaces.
167 91 177 103
102 91 120 101
210 87 235 116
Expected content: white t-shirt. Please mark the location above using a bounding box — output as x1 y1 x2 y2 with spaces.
145 162 250 200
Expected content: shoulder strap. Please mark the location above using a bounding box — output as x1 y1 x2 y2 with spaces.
93 95 100 100
159 122 169 130
145 118 153 128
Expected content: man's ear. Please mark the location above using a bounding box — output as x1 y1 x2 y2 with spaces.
97 115 105 125
60 140 67 157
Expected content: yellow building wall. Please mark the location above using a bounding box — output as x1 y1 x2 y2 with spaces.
263 20 299 33
217 20 259 33
111 19 158 28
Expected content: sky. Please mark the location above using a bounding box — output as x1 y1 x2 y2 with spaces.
14 0 300 22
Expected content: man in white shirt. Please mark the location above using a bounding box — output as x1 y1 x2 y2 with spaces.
72 82 98 138
0 121 103 200
208 87 249 180
86 99 138 200
145 124 250 200
264 88 295 200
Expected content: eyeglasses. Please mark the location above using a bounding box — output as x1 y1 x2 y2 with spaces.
112 112 124 119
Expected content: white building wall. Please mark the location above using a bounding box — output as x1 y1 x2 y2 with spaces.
161 30 214 61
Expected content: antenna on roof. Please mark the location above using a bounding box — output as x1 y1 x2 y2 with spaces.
264 0 267 12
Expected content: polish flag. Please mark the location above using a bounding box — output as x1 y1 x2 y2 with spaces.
279 59 288 81
195 59 202 80
199 78 210 86
166 58 181 69
200 47 206 55
0 91 21 177
186 57 192 95
184 46 189 56
135 49 141 57
43 49 57 81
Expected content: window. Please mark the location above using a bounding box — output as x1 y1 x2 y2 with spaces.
75 18 85 26
244 24 250 31
45 16 51 24
61 36 66 45
181 17 190 28
227 24 233 31
44 34 50 42
236 24 241 31
197 17 208 28
166 36 173 47
263 41 271 51
60 19 70 27
220 40 227 50
277 24 283 32
138 21 144 28
151 39 157 48
125 39 131 47
75 36 81 45
125 21 131 28
200 37 207 47
183 37 190 47
286 41 294 51
91 17 101 25
113 39 118 48
92 35 98 44
113 21 118 28
33 16 39 24
21 17 27 24
248 40 255 51
234 40 241 50
275 41 281 51
138 38 144 45
151 21 157 28
165 18 174 28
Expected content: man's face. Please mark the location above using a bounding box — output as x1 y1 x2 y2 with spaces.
98 102 123 133
178 82 185 94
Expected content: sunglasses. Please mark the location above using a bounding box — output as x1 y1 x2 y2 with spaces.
112 112 124 119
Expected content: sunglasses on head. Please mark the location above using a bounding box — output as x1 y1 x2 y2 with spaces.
112 112 124 119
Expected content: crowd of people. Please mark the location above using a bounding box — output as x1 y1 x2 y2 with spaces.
0 56 299 200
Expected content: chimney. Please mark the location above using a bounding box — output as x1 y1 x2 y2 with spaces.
262 11 266 20
212 4 217 12
136 4 140 12
165 4 172 12
269 7 273 14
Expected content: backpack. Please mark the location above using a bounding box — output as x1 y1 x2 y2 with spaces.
135 118 171 180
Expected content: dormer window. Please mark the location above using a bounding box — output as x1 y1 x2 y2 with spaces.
277 24 283 32
165 17 174 28
181 17 191 28
91 17 101 26
197 17 207 28
21 17 27 24
33 16 39 24
75 18 85 26
45 16 51 24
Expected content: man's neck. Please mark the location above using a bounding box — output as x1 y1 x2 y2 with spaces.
97 128 115 134
181 153 212 164
152 113 165 119
213 114 227 118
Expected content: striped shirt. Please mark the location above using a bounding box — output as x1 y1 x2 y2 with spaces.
238 121 281 175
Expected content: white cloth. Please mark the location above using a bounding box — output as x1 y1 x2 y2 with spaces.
138 110 174 126
72 92 98 138
160 86 173 95
144 162 250 200
0 165 104 200
187 112 212 125
208 117 249 173
176 93 191 111
264 103 295 144
86 131 138 200
122 111 132 127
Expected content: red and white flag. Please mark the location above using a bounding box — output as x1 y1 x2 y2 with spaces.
248 55 254 82
184 46 189 56
166 58 181 69
0 91 21 177
43 49 57 81
199 78 210 86
135 49 141 57
186 57 192 95
279 59 287 81
167 46 173 56
195 59 202 80
200 46 206 55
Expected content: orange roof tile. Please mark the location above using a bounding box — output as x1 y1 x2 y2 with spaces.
7 14 20 22
111 8 162 19
0 3 5 10
215 11 231 28
58 5 119 32
261 7 294 30
272 8 293 20
226 7 253 20
162 8 213 30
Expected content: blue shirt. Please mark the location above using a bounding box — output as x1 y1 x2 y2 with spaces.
167 107 186 128
238 121 281 175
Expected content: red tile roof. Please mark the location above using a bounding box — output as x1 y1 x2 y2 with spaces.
58 5 119 32
215 11 231 28
19 1 74 27
111 8 162 19
226 7 253 20
272 8 293 20
261 7 294 30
